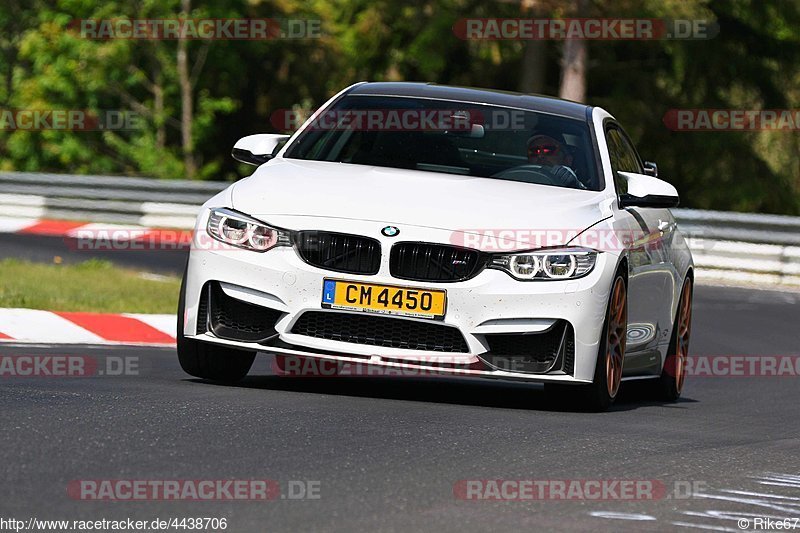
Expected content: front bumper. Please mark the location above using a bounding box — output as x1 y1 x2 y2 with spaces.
183 212 620 383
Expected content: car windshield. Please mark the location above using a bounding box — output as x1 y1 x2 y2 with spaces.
285 95 601 191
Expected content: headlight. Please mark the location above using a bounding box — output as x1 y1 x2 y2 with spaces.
490 248 597 280
207 208 291 252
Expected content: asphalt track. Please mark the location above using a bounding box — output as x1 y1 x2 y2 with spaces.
1 235 800 531
0 233 186 274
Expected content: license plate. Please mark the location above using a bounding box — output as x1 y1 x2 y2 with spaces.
321 279 446 320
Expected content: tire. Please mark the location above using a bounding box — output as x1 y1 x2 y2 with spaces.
577 273 628 412
659 277 693 401
176 267 255 382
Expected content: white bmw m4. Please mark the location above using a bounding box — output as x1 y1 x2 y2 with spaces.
177 82 694 411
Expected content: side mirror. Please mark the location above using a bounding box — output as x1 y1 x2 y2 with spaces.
617 171 680 209
643 161 658 177
232 134 290 166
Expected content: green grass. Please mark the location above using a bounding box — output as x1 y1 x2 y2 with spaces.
0 258 181 314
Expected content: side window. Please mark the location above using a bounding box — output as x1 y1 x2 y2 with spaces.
606 128 624 173
605 126 642 195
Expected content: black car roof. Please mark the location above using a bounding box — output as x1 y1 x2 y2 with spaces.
347 82 592 121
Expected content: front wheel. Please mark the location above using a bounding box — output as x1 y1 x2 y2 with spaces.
176 268 255 383
578 273 628 412
177 334 255 383
659 277 693 401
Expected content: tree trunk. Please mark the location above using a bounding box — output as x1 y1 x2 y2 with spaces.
178 0 196 178
519 40 547 94
559 39 586 102
518 0 547 94
154 69 165 150
558 0 588 103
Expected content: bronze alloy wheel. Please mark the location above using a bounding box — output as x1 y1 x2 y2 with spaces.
569 272 629 412
660 278 693 400
674 280 693 393
605 277 628 399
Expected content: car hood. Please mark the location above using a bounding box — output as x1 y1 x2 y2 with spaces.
230 158 611 250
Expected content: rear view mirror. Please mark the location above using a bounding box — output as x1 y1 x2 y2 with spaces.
617 171 680 209
232 134 290 166
445 123 485 138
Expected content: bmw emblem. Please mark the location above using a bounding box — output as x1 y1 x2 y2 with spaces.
381 226 400 237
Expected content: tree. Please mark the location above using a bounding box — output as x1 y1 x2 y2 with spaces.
0 0 798 214
558 0 588 102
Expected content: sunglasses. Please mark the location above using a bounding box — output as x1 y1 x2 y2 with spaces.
528 144 560 157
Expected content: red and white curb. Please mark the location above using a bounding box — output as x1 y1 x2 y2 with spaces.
0 309 176 345
0 216 193 243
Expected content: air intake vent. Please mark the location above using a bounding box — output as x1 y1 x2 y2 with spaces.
196 282 210 334
291 311 469 353
481 320 574 374
562 323 575 375
207 282 283 342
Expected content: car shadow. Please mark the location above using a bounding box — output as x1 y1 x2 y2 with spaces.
187 371 698 414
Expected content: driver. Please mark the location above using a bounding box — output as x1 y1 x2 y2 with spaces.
526 133 583 187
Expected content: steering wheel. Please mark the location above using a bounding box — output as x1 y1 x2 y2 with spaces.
492 165 586 190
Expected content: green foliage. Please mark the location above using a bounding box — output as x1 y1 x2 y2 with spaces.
0 0 798 213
